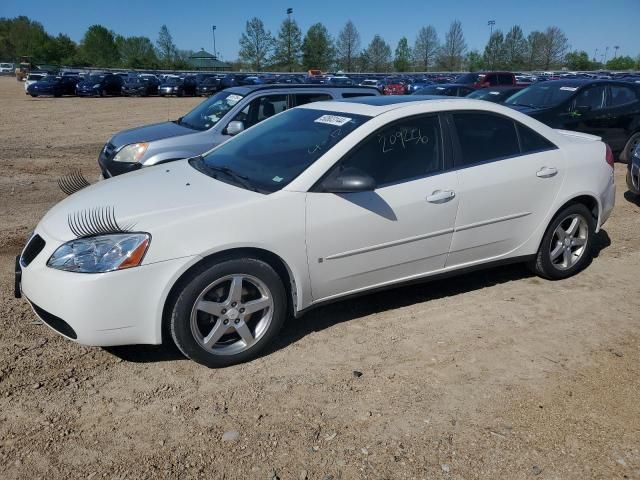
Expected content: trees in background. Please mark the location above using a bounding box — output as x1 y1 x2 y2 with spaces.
302 23 334 71
238 18 274 71
437 20 467 71
335 20 360 72
1 14 638 72
413 26 439 71
272 17 302 71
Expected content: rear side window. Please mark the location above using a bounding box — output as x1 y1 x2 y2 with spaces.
487 75 498 86
498 74 513 85
609 85 637 107
334 115 442 186
452 112 520 166
294 93 332 106
516 123 556 154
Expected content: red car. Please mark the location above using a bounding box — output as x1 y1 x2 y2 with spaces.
456 71 516 88
383 80 405 95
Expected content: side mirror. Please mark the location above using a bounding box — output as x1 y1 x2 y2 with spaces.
321 167 377 193
226 120 245 136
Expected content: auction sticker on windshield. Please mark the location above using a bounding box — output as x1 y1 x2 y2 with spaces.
314 115 352 127
560 86 578 92
227 94 243 104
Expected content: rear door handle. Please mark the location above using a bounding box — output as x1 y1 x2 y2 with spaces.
426 190 456 203
536 167 558 178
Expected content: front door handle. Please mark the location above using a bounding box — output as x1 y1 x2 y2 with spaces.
426 190 456 203
536 167 558 178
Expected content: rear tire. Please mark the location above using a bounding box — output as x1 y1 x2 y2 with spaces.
531 203 595 280
169 257 287 368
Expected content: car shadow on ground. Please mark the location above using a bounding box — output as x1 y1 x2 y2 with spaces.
624 190 640 207
105 230 612 365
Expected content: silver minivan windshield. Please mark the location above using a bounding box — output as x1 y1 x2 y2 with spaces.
191 108 370 193
178 91 245 131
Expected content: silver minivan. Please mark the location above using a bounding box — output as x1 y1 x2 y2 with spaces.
98 84 379 177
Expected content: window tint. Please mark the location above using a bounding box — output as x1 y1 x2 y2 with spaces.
609 85 637 107
342 92 376 98
487 75 498 86
294 93 332 106
517 123 556 154
498 74 513 85
452 112 520 166
334 115 442 186
235 94 288 128
574 86 606 111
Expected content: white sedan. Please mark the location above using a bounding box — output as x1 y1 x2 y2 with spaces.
16 97 616 367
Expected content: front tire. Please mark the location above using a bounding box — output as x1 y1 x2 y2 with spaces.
619 132 640 164
169 257 287 367
532 203 595 280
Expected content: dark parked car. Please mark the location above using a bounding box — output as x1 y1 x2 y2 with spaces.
627 144 640 195
456 71 516 88
159 76 198 96
505 79 640 162
76 74 124 96
466 86 524 103
413 84 476 97
196 76 221 96
121 75 160 96
27 75 79 97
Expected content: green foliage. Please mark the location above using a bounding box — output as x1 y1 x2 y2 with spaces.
116 35 159 69
272 18 302 71
413 25 439 71
239 17 274 70
483 30 505 69
156 25 177 68
393 37 411 72
79 25 119 67
302 23 334 71
437 20 466 71
606 55 636 70
363 34 391 72
565 50 595 70
503 25 527 70
335 20 360 71
465 50 484 72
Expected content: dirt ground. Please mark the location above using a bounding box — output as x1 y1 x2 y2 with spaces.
0 75 639 480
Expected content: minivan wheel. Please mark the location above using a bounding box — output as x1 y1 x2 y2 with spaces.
619 132 640 164
169 257 287 368
531 203 595 280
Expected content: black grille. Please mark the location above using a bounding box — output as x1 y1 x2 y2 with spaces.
31 303 77 340
20 234 46 267
102 142 116 161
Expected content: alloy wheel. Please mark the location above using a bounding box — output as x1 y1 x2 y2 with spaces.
549 214 589 270
189 274 274 356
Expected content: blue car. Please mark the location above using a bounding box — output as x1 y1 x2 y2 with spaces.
27 76 79 97
76 73 124 97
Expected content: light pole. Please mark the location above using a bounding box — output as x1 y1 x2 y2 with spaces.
286 8 293 72
593 48 598 62
487 20 496 37
603 46 609 65
212 26 217 59
614 45 619 59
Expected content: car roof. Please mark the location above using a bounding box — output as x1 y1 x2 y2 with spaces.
224 84 380 95
300 96 469 116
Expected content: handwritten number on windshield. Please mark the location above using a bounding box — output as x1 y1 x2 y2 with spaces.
378 128 429 153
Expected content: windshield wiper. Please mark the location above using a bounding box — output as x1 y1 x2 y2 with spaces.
510 102 539 108
194 159 258 192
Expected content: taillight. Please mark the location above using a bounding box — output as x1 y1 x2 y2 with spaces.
605 144 615 169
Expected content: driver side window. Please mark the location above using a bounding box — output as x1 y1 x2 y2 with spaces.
233 95 288 129
574 86 606 111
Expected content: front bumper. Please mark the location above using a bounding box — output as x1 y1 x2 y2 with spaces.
18 231 198 346
76 88 99 96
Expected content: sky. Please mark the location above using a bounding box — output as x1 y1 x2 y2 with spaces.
2 0 638 62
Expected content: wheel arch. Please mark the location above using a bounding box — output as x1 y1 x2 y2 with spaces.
161 247 299 344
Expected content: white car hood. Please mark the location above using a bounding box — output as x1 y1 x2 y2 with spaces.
38 160 262 243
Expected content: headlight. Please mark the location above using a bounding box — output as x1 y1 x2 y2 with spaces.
93 83 101 88
112 143 149 163
47 233 150 273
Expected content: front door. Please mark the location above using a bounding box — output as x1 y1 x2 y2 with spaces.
306 114 460 301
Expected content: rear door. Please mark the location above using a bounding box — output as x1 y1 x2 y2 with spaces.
446 111 564 266
563 84 610 139
603 83 640 151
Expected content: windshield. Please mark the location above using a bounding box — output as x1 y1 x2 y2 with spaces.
163 77 181 85
505 83 577 108
192 108 370 193
179 91 244 131
415 86 449 95
86 75 104 83
41 76 60 83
